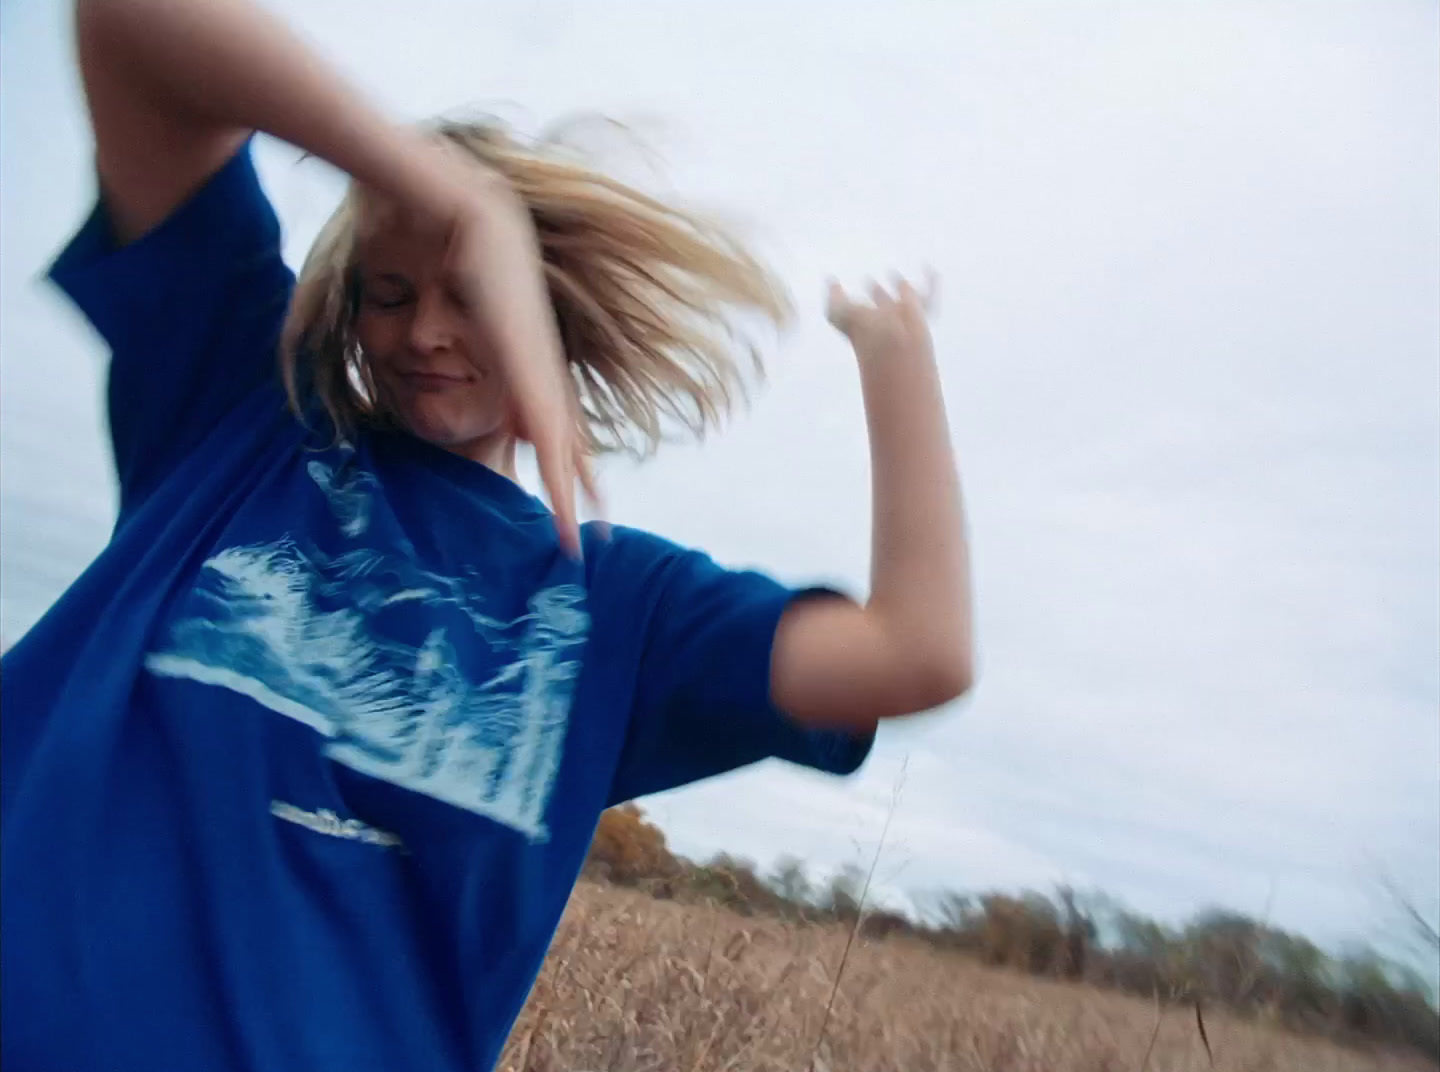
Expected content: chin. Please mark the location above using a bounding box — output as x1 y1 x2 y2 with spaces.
400 400 503 451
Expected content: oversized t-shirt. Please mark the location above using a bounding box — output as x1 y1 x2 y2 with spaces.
0 141 873 1072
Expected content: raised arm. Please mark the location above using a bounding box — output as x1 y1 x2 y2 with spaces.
771 275 975 730
72 0 590 550
74 0 455 243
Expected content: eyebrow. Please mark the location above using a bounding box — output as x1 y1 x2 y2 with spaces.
363 272 413 289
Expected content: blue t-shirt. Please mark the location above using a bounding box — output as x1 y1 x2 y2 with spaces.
1 142 872 1072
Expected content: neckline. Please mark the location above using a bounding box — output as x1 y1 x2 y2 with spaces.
371 427 548 517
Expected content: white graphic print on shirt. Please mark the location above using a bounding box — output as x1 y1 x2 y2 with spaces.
144 458 587 842
306 456 378 538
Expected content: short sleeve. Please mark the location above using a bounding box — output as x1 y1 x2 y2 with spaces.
602 529 874 805
48 139 295 522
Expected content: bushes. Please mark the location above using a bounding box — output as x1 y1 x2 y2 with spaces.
583 803 680 887
583 805 1439 1061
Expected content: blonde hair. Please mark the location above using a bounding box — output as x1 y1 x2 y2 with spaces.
280 116 793 457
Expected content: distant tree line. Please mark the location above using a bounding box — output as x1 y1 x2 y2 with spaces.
584 804 1440 1062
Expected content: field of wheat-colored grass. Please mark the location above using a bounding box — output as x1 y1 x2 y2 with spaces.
498 881 1431 1072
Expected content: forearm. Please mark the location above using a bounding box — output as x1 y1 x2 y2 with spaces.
771 282 973 727
858 340 974 690
77 0 458 214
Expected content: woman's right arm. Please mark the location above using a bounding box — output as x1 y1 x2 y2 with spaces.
76 0 590 550
76 0 452 244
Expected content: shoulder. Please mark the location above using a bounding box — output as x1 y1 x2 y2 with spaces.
584 523 680 557
48 135 291 372
582 524 689 591
581 522 790 632
581 523 739 622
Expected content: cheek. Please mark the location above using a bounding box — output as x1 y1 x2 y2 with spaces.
450 383 507 428
355 312 404 363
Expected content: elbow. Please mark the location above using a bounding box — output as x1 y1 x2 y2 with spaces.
76 0 129 37
903 646 975 714
75 0 143 73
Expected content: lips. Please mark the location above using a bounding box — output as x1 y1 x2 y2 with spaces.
397 370 470 391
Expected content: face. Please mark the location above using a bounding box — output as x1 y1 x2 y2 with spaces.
353 224 509 453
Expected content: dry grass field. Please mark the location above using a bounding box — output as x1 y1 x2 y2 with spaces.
498 881 1432 1072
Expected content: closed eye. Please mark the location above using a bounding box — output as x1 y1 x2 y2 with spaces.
361 272 415 311
365 293 412 311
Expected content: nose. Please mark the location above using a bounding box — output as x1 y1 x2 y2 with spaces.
407 286 463 356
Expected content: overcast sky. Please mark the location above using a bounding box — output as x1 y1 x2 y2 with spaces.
2 0 1436 969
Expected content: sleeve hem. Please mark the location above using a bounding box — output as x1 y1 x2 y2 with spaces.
762 585 878 778
47 138 277 346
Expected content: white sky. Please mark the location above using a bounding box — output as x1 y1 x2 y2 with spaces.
2 0 1436 969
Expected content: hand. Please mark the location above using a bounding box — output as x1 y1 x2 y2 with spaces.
773 265 973 728
825 269 939 360
391 148 600 556
446 185 599 556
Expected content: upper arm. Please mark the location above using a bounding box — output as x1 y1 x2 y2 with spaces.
76 0 250 244
62 6 295 520
771 592 974 730
49 138 294 522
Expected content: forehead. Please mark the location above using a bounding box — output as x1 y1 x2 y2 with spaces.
353 219 445 276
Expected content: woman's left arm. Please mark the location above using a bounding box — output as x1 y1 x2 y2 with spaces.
771 273 974 731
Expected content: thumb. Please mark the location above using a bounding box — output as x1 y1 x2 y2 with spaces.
825 279 851 333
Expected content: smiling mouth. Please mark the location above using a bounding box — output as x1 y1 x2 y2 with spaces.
398 371 470 391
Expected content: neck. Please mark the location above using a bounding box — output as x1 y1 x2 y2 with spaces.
451 433 518 480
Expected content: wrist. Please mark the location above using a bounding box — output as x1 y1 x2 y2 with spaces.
854 338 941 395
345 124 448 206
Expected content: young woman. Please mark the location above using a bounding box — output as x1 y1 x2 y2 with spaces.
1 0 974 1068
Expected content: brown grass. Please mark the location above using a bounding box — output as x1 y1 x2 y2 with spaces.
499 881 1432 1072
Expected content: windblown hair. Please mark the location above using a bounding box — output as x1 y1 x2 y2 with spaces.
280 116 793 457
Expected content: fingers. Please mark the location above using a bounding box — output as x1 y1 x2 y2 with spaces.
825 278 852 332
577 445 610 543
921 264 940 313
830 271 940 317
538 433 608 561
827 270 941 347
536 436 582 560
893 274 921 313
